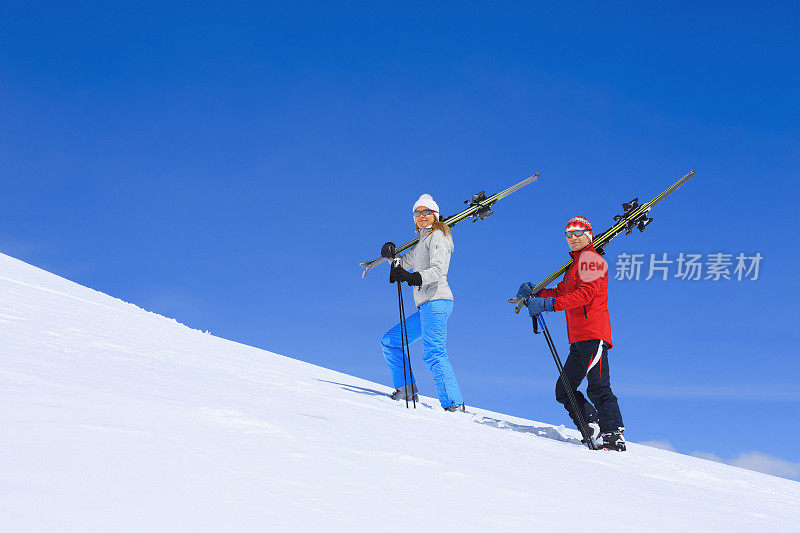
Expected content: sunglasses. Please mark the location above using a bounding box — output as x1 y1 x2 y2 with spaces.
565 229 590 238
413 210 435 217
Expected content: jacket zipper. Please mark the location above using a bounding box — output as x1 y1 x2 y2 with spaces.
583 305 587 319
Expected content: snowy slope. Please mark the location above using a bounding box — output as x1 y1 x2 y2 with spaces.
1 252 797 532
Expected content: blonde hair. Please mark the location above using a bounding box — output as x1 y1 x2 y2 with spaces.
431 218 451 237
415 217 451 238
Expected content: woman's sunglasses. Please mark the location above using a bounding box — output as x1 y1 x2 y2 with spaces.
413 210 435 217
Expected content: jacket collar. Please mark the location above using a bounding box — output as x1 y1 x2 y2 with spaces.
569 241 597 260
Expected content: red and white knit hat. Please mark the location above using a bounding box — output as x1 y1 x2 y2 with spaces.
566 216 592 240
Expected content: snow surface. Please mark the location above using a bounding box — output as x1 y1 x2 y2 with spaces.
1 252 798 532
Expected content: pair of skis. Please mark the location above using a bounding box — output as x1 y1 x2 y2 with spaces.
511 169 697 312
359 172 540 278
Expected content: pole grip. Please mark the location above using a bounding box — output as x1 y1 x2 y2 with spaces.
532 315 539 334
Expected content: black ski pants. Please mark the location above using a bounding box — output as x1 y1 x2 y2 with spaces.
555 339 624 433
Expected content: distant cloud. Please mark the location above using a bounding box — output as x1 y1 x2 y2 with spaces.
689 451 725 462
692 450 800 481
640 440 676 452
642 440 800 481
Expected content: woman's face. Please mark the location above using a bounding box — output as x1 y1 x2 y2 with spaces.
414 207 436 229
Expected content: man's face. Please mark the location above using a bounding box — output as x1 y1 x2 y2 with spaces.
567 231 591 251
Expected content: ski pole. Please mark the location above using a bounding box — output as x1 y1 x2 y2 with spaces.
396 278 416 409
387 245 415 410
534 313 597 450
395 280 410 409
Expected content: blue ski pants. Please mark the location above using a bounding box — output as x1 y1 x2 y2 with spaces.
380 299 463 408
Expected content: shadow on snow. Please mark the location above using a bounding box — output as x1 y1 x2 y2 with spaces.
472 416 582 445
318 379 582 446
317 379 390 398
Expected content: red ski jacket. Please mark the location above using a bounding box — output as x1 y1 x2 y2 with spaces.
539 242 613 347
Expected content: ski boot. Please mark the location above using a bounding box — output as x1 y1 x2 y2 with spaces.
600 429 626 452
581 422 601 446
390 383 418 402
444 403 466 412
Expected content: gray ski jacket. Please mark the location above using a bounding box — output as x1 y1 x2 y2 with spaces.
399 227 454 307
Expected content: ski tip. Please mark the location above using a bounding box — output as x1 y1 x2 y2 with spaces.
508 296 527 314
359 260 373 278
360 257 387 278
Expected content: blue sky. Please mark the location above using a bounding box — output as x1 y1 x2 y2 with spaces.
1 3 798 476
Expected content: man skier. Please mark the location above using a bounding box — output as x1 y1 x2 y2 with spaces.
517 216 626 451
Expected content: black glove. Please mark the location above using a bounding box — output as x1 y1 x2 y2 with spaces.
381 242 396 259
390 264 423 286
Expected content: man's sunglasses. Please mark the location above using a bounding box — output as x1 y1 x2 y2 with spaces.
565 229 590 238
413 210 436 217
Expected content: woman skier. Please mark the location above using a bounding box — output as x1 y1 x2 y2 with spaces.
379 194 465 412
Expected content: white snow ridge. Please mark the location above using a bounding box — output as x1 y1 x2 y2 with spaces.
1 252 798 532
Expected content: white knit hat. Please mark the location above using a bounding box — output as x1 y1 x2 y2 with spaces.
413 194 440 216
